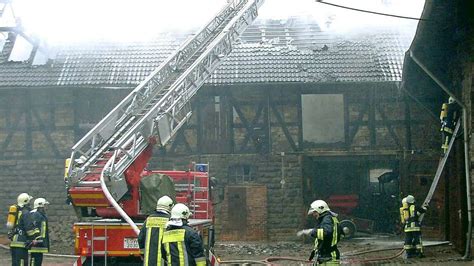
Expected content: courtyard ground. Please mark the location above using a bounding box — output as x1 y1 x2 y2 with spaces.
0 233 472 265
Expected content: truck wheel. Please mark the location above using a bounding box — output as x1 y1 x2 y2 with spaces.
340 220 356 239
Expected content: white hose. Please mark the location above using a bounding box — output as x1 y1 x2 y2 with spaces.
100 158 140 235
0 244 79 258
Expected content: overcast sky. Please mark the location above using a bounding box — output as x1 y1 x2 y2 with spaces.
5 0 425 44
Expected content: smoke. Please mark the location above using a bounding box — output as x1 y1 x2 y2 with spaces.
11 0 425 44
258 0 425 35
13 0 227 43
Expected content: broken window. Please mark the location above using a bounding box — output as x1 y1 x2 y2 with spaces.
227 164 256 184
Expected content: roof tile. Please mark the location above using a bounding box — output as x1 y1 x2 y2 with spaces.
0 18 412 87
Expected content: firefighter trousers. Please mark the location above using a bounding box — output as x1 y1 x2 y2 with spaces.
404 231 423 257
11 247 29 266
29 253 43 266
441 130 453 154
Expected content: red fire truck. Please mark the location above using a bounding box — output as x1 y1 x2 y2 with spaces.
71 161 216 265
64 1 264 265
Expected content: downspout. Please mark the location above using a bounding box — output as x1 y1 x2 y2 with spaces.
410 51 472 259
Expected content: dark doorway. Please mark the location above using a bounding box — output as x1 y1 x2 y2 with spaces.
303 156 400 233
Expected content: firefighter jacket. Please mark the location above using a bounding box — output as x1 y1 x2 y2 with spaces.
440 102 458 134
310 211 342 260
26 209 50 253
138 211 170 266
7 205 31 248
162 222 206 266
404 204 426 232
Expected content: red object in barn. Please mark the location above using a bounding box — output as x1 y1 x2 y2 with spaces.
326 194 359 215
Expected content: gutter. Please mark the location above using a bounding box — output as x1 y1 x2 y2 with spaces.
410 50 472 259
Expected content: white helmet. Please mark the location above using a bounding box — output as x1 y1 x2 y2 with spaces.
448 97 455 104
406 195 415 204
156 196 174 212
17 193 33 207
170 203 192 220
33 198 50 209
308 200 330 215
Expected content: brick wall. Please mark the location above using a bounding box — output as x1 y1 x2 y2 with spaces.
220 185 267 241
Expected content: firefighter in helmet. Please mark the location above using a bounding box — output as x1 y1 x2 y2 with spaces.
138 195 174 265
162 203 206 266
402 195 427 258
27 198 50 266
6 193 33 266
440 96 458 155
297 200 342 265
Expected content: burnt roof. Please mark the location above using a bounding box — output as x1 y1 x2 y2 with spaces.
0 17 415 88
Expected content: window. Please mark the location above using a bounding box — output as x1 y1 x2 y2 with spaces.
302 94 344 144
227 164 256 184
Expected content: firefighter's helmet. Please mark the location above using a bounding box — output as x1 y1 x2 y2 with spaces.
170 203 192 220
33 198 49 209
406 195 415 204
448 97 455 104
156 195 174 212
308 200 330 215
17 193 33 207
401 197 408 207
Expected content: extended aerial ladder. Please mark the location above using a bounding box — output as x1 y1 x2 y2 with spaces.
65 0 265 235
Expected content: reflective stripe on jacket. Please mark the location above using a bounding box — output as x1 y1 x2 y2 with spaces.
162 223 206 266
138 212 170 266
9 205 31 248
404 204 426 232
28 209 49 253
311 211 341 261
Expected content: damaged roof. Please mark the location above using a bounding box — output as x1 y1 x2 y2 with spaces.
0 17 414 87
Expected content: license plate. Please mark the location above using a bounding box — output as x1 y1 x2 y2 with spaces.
123 238 139 249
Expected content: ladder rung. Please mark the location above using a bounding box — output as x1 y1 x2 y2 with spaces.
75 181 101 186
193 199 209 202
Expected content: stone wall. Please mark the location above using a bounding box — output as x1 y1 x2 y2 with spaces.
150 153 305 241
0 83 444 249
0 159 77 253
465 59 474 255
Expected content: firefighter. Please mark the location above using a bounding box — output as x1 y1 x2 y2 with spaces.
27 198 50 266
440 96 458 155
138 195 174 266
6 193 33 266
162 203 206 266
297 200 342 265
403 195 427 258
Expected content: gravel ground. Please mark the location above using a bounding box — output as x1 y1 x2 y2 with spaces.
213 234 473 265
1 233 472 265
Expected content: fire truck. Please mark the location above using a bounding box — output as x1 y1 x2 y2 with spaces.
64 1 264 265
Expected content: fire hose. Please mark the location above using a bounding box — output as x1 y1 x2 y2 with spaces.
1 240 451 264
218 241 451 265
